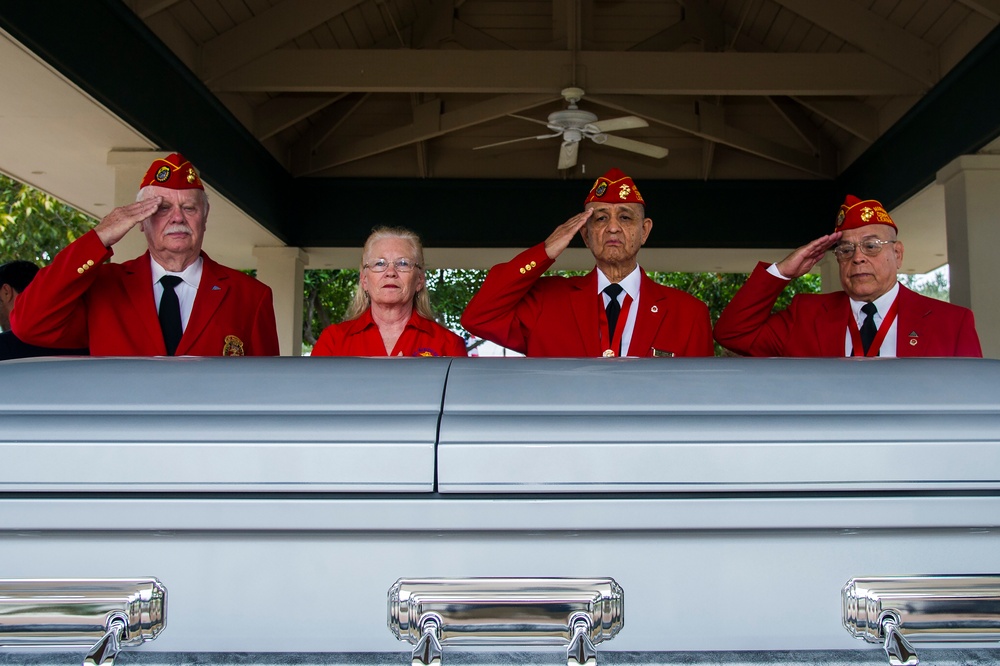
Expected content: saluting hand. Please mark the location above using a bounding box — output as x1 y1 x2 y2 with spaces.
775 232 842 279
544 209 593 260
94 197 163 248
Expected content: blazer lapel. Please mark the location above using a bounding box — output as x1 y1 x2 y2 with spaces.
895 284 931 357
122 254 166 353
176 254 228 356
569 271 601 356
628 271 665 356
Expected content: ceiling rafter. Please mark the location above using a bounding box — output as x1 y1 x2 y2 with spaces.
200 0 368 83
771 0 939 86
790 97 879 143
767 96 838 175
296 93 559 175
587 94 834 178
255 94 349 141
212 50 927 96
127 0 183 20
957 0 1000 21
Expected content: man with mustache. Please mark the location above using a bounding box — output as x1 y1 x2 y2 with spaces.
462 168 713 357
12 154 279 356
714 195 982 357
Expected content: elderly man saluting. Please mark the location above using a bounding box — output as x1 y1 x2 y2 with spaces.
714 195 982 357
12 153 279 356
462 168 713 357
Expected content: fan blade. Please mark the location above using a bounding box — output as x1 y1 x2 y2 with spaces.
557 141 579 170
473 133 562 150
598 134 669 159
588 116 648 133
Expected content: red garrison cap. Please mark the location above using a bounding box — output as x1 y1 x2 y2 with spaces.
835 194 897 232
584 168 644 206
139 153 204 191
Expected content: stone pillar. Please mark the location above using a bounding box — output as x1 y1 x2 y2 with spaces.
253 247 308 356
936 154 1000 359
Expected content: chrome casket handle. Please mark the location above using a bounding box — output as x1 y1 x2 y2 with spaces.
843 575 1000 666
388 577 623 666
0 578 166 666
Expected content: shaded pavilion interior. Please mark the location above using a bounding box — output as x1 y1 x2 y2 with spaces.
1 0 999 354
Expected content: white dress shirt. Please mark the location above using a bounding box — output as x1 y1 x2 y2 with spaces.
151 256 203 332
597 264 641 356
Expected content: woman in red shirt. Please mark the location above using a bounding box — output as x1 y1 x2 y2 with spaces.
311 226 467 357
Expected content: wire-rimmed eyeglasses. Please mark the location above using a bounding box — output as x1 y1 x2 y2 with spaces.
831 239 897 262
363 258 422 273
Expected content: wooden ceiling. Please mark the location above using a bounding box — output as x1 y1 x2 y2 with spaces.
127 0 999 182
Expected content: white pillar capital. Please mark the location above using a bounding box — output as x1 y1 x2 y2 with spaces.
936 154 1000 184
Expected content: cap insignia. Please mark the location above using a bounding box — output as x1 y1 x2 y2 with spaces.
186 168 198 184
595 181 608 197
835 210 845 228
860 207 874 222
618 184 632 200
155 166 171 183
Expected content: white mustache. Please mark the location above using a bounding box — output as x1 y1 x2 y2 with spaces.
163 224 192 236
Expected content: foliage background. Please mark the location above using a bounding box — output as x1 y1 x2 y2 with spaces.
0 174 95 265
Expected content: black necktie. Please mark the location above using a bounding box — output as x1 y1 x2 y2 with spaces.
860 302 878 355
604 283 624 345
159 275 183 356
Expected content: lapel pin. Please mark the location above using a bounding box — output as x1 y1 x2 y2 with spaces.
909 331 919 346
212 285 221 291
650 305 658 313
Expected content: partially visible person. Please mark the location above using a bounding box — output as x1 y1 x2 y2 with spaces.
0 260 87 360
311 226 466 357
714 194 982 357
461 168 713 357
12 154 279 356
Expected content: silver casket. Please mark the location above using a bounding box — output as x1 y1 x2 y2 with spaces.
1 356 999 666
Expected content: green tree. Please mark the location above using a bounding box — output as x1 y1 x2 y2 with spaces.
0 174 95 265
899 271 949 302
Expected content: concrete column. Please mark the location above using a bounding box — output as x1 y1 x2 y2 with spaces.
253 247 308 356
936 154 1000 359
106 150 165 261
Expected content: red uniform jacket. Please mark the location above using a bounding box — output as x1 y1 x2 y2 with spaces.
461 244 714 357
312 309 467 357
714 262 983 357
12 230 279 356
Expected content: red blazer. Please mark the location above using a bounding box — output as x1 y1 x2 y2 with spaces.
714 262 983 357
461 244 713 357
12 230 279 356
312 309 467 357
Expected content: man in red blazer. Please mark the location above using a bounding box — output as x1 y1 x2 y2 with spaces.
12 154 279 356
714 195 982 357
461 168 713 357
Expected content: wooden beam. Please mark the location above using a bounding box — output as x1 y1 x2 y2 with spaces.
771 0 938 86
255 94 347 140
211 50 927 96
297 93 558 174
588 94 835 177
200 0 367 82
956 0 1000 21
128 0 183 20
790 96 879 143
767 96 838 176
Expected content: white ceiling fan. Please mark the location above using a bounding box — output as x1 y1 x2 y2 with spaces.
474 87 669 170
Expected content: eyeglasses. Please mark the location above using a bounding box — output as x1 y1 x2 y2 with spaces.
363 258 421 273
831 239 897 261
